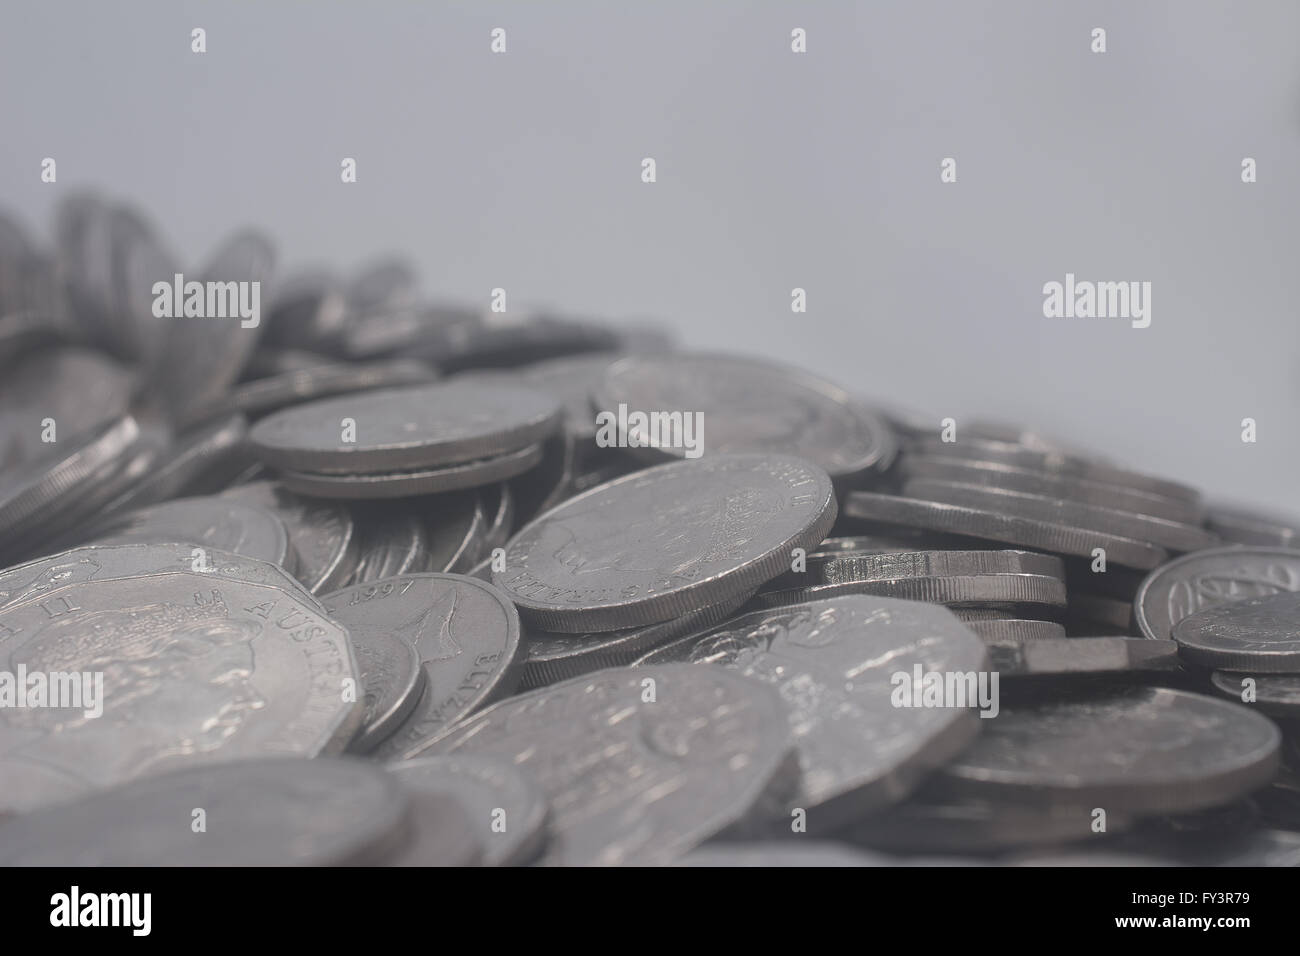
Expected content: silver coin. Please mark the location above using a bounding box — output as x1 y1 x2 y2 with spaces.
985 637 1182 677
147 230 276 419
0 347 137 470
324 573 523 760
1172 590 1300 671
94 413 249 522
378 791 483 866
899 453 1202 524
496 454 837 633
775 548 1064 589
221 481 357 593
424 490 487 573
637 596 987 832
1134 546 1300 641
514 352 623 445
480 483 515 554
594 353 896 481
417 664 796 866
509 430 578 527
751 572 1067 610
0 415 142 548
953 616 1067 642
321 586 426 753
248 380 561 474
1067 593 1134 632
348 504 430 583
0 758 407 866
930 685 1280 814
88 496 295 571
1206 502 1300 548
278 442 544 499
386 755 549 866
903 478 1218 553
347 256 419 313
906 436 1200 505
843 491 1168 569
0 560 363 812
521 595 748 689
1209 671 1300 716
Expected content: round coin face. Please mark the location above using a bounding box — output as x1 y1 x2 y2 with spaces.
1135 546 1300 641
322 573 523 759
495 454 837 633
387 755 549 866
0 758 408 866
637 596 989 832
248 380 561 474
930 685 1280 815
1172 590 1300 671
416 664 795 866
0 558 363 813
594 353 896 481
88 496 295 571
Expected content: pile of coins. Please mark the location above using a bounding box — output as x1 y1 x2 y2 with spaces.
2 194 1299 866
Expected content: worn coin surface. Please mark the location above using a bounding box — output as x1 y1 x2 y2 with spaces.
594 353 896 481
1134 546 1300 642
1172 590 1300 671
0 758 407 866
324 574 523 759
496 454 837 633
417 664 796 866
929 685 1280 814
249 380 561 473
0 560 363 812
220 481 356 593
637 596 988 832
387 755 549 866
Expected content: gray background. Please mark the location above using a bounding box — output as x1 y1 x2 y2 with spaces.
2 1 1297 511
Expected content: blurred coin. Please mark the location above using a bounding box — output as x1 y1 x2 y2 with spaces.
348 503 429 583
1205 501 1300 548
279 443 544 499
0 758 407 866
387 755 549 866
424 490 486 573
752 573 1067 610
379 791 483 867
1209 671 1300 716
676 843 891 867
88 496 295 571
985 637 1182 677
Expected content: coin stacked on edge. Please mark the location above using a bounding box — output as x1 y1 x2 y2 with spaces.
1 193 1299 867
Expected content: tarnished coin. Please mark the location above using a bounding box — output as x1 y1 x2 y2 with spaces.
323 574 523 759
594 353 896 481
985 637 1182 677
1172 590 1300 671
0 558 363 813
348 503 430 583
1209 671 1300 716
1134 546 1300 641
88 496 296 571
415 664 796 866
0 346 137 470
903 478 1218 553
1206 502 1300 548
387 755 549 866
637 596 988 832
278 443 544 499
496 454 837 633
521 596 748 689
898 454 1202 525
930 685 1280 814
248 380 561 474
221 481 357 593
0 758 408 866
321 588 425 753
843 491 1168 569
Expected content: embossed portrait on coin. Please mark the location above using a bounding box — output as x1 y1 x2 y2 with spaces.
0 599 266 786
